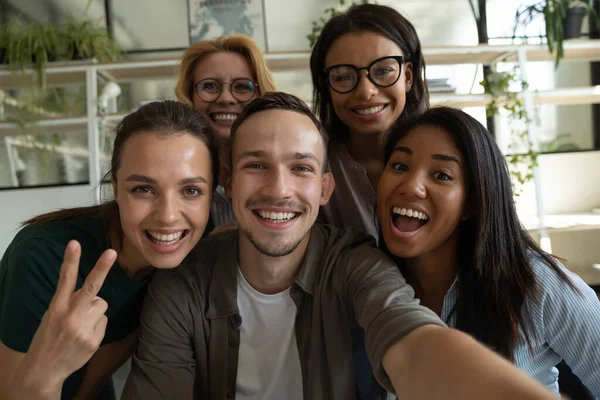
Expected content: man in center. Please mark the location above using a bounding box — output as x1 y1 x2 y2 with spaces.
122 92 555 400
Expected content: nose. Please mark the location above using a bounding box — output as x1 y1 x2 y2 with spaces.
154 193 181 225
216 83 236 104
354 70 378 99
263 167 293 199
402 171 427 199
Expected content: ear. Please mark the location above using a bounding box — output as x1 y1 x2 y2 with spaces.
403 61 413 91
319 172 335 206
223 165 233 198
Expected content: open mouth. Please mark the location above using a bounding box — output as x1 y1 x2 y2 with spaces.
353 104 387 116
391 207 429 233
253 210 300 224
145 230 189 246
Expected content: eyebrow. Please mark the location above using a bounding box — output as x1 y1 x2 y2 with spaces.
238 150 321 166
392 146 460 164
125 174 208 185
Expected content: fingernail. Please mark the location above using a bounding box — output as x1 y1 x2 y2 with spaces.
104 250 117 262
68 241 78 252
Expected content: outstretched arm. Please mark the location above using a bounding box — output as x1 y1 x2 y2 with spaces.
384 325 554 400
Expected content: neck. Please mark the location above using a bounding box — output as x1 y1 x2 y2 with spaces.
238 232 310 295
110 223 153 281
403 235 461 316
346 131 385 163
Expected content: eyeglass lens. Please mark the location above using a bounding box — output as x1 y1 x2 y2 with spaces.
196 78 256 102
327 57 402 93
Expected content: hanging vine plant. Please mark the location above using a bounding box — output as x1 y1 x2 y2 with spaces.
481 68 539 196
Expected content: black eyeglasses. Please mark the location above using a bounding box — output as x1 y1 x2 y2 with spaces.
323 56 409 94
194 78 258 103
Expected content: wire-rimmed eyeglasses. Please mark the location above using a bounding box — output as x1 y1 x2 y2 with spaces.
194 78 258 103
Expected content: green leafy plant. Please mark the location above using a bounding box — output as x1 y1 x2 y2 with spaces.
514 0 600 67
307 0 371 48
481 68 539 195
1 17 120 89
59 20 121 62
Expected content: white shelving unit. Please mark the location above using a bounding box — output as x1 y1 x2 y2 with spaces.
2 40 600 239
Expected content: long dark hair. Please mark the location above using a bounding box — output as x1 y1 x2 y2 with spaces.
382 106 576 360
310 3 429 141
24 100 219 226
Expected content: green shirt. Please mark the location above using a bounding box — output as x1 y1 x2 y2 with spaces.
0 214 149 397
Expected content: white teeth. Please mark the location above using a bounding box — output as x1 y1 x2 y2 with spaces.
354 105 384 115
148 231 184 244
212 113 238 121
392 207 429 221
257 210 297 222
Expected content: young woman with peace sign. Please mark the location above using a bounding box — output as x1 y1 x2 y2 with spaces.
0 100 219 399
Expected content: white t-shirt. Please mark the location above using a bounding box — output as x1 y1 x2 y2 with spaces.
235 268 303 400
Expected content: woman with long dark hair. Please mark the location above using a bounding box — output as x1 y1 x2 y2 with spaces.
0 100 219 399
377 106 600 396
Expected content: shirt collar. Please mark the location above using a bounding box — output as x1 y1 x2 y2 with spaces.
206 225 328 319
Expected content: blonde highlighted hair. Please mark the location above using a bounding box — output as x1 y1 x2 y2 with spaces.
175 34 276 107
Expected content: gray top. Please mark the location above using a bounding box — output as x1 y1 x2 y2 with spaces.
122 224 444 399
320 140 380 242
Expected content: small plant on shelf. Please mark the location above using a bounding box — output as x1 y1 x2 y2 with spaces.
513 0 600 67
307 0 371 48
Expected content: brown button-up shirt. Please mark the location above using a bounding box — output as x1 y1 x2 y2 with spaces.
122 224 444 400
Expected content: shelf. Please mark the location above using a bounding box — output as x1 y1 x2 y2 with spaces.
522 212 600 233
430 86 600 108
4 40 600 89
0 113 128 137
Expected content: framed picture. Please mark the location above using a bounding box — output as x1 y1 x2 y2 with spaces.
187 0 268 51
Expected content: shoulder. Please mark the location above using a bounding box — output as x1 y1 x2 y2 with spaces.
530 253 589 295
149 230 236 295
313 224 395 271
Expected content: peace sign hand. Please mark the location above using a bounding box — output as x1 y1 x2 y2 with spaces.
14 240 116 397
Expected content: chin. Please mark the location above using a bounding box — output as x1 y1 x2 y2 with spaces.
147 254 187 270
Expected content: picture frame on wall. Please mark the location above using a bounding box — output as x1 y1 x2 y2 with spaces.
187 0 268 51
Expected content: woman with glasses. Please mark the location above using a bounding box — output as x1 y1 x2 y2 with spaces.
176 34 276 233
310 4 429 242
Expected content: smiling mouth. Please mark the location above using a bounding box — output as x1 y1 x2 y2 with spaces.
209 113 238 124
353 104 387 115
253 210 300 223
391 207 429 233
145 230 189 246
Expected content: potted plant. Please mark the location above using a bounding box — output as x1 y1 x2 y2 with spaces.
2 17 60 89
58 20 121 62
514 0 600 67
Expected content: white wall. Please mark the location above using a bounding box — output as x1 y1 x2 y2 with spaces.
0 184 96 255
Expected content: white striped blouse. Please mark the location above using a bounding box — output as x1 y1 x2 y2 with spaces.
442 255 600 398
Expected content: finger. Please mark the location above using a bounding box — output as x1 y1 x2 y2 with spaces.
73 249 116 309
51 240 81 307
89 296 109 317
